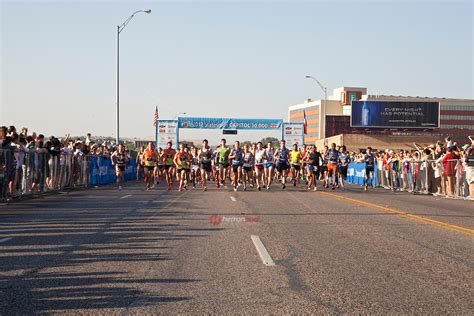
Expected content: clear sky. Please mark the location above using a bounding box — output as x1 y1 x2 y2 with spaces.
1 0 473 142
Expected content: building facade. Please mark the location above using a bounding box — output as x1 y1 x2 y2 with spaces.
289 87 474 147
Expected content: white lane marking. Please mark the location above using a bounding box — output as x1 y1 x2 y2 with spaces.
120 195 132 199
230 196 237 202
0 237 13 243
251 235 275 266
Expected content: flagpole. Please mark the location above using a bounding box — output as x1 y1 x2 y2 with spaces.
155 106 159 149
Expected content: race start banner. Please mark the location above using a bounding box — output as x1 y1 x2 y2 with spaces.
156 120 179 149
177 117 283 130
282 122 304 146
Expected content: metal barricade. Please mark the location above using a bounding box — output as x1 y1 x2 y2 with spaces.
0 148 15 201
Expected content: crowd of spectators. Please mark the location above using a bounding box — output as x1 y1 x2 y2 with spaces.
1 124 473 201
0 125 130 201
348 136 474 199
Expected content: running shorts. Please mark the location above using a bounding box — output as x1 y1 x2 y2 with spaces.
201 162 212 172
327 163 338 175
291 164 300 171
264 162 274 169
219 162 230 168
243 166 253 172
255 164 264 171
146 166 154 171
339 165 348 178
276 161 289 172
365 166 374 175
164 164 173 170
232 164 242 173
117 165 126 172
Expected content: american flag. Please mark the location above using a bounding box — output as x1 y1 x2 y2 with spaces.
153 106 159 127
303 110 307 134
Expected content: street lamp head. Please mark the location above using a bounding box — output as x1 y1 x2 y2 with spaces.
305 75 311 78
144 9 152 14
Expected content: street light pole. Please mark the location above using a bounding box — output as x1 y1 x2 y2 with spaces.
173 112 187 120
116 25 120 145
116 9 151 145
305 75 328 140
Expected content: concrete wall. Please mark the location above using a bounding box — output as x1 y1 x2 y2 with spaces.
313 134 442 152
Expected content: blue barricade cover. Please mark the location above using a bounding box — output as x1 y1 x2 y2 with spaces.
346 162 379 186
89 156 137 186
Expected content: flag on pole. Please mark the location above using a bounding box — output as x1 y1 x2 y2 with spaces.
303 110 308 134
153 106 159 127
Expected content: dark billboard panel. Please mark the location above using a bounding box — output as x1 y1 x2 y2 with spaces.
351 101 439 128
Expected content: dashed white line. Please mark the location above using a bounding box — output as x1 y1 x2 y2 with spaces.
0 237 13 243
120 194 132 199
230 196 237 202
251 235 275 266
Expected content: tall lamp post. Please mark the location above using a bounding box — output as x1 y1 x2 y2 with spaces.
116 9 151 145
173 112 187 120
305 75 327 140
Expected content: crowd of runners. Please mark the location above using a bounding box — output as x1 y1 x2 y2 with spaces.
118 139 371 192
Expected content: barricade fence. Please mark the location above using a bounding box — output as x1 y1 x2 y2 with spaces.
0 149 137 201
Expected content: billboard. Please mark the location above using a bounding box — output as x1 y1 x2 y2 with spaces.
282 123 304 146
156 120 178 149
351 101 439 128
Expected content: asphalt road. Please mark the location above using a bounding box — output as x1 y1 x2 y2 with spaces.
0 180 473 315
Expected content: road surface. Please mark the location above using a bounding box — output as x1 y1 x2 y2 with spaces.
1 181 473 314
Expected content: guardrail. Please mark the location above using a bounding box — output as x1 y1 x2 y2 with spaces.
0 149 137 202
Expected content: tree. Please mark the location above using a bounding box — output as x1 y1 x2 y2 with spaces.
260 137 279 145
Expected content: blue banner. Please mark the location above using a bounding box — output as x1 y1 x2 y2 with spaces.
89 156 137 186
178 117 283 130
346 162 379 186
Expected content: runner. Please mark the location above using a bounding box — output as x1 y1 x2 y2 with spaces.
111 144 129 190
321 145 329 188
229 141 243 192
304 145 321 191
154 147 164 186
242 143 254 191
142 142 157 191
264 142 275 190
212 146 220 186
217 138 231 187
290 144 302 186
199 139 213 191
364 146 375 191
254 142 268 191
338 145 349 191
135 145 145 180
327 143 340 190
274 139 290 189
163 141 176 190
190 146 200 189
174 143 192 192
301 145 309 185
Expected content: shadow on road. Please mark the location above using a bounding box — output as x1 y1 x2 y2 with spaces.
0 186 215 314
